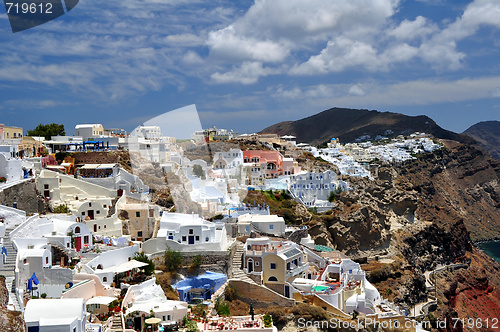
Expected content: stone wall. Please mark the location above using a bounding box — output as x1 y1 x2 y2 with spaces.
72 151 121 165
0 179 47 214
228 280 294 309
150 251 230 275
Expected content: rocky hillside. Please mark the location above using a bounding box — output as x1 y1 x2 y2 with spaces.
261 107 473 145
0 277 25 332
463 120 500 160
244 138 500 329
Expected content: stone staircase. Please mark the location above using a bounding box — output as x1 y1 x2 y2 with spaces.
0 228 22 311
110 312 123 331
230 242 257 285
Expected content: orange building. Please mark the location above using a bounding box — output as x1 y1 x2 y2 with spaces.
243 150 283 179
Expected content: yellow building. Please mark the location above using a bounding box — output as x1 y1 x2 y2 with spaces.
20 136 44 157
3 125 23 139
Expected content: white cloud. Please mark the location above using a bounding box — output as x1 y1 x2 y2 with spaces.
211 62 275 85
349 85 366 96
273 76 500 107
207 25 290 63
387 16 438 41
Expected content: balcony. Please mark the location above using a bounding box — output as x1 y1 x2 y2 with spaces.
286 262 309 278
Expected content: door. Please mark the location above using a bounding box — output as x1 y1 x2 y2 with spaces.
75 237 81 252
285 285 290 298
87 210 94 220
44 190 50 198
188 236 195 244
248 260 253 273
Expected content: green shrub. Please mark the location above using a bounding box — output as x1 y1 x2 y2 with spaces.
133 251 155 276
164 247 183 272
53 204 71 213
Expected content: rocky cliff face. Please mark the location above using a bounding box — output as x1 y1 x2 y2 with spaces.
308 166 419 258
0 277 25 332
305 139 500 329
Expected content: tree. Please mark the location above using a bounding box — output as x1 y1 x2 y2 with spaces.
133 251 155 276
53 204 71 213
27 123 65 140
164 247 183 272
192 165 205 179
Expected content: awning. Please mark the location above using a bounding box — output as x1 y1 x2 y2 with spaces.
100 259 149 274
60 163 72 167
97 163 116 169
80 164 100 169
86 296 117 306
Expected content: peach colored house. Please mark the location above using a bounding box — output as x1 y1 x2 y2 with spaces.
243 150 283 179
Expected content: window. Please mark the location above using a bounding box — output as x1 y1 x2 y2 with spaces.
89 203 92 207
46 257 49 264
270 263 276 270
269 225 274 230
163 316 166 321
195 236 199 241
84 236 89 244
96 210 100 215
103 277 107 282
182 236 186 242
255 261 259 266
167 314 171 321
268 276 278 282
44 184 49 189
103 204 107 208
136 211 141 218
23 259 27 264
206 237 209 242
75 226 80 233
189 229 194 235
137 231 143 237
82 212 85 216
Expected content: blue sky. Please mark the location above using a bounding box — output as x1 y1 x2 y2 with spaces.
1 0 500 136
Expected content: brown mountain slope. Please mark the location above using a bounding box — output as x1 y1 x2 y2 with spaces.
261 107 473 145
463 120 500 160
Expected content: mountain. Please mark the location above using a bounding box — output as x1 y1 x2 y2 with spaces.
261 107 473 145
463 121 500 160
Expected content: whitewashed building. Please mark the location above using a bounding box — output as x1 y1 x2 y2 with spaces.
24 298 86 332
237 214 286 236
289 170 348 207
123 278 188 329
144 213 229 253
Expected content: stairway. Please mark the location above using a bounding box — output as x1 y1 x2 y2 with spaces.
0 228 22 311
230 242 257 285
110 312 123 331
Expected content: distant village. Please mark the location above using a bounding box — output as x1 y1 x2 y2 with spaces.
0 122 442 332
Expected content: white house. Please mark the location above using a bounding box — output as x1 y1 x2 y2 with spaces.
82 245 145 287
123 278 188 329
0 145 23 182
24 298 86 332
75 124 104 139
237 214 286 236
10 214 93 253
144 213 229 253
76 163 150 200
212 149 243 169
36 169 123 236
289 170 348 207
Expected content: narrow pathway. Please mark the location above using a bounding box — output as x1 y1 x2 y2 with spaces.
0 227 21 311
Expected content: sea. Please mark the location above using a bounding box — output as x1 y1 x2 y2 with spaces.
477 240 500 263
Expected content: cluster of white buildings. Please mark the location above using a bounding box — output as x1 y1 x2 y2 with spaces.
0 120 436 331
300 134 442 181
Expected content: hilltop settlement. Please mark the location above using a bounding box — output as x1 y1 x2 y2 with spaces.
0 120 492 332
